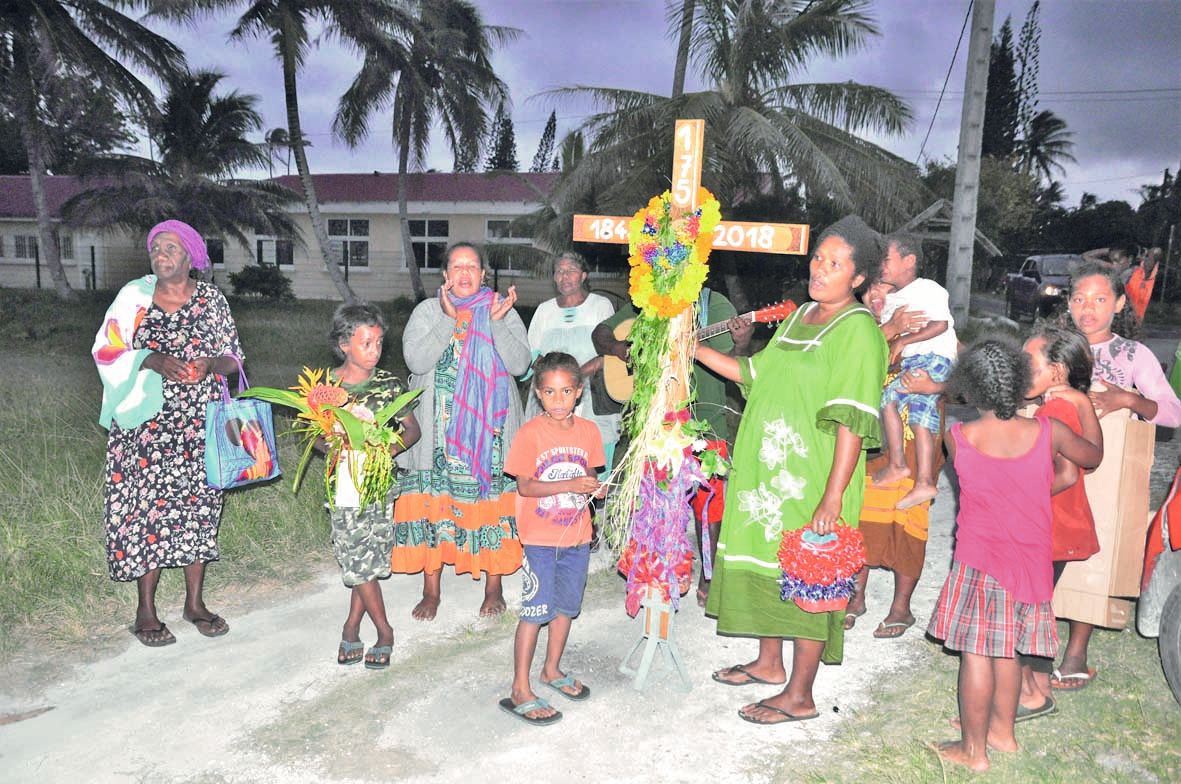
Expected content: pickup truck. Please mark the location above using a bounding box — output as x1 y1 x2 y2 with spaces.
1004 254 1082 322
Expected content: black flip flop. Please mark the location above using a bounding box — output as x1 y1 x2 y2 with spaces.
130 623 176 648
711 664 785 687
738 700 819 725
185 613 229 638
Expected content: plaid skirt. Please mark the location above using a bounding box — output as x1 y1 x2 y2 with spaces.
927 561 1058 659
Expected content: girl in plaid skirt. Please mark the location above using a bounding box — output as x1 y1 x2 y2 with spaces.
928 340 1102 772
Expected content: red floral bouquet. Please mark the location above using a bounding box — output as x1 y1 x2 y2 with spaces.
777 526 867 613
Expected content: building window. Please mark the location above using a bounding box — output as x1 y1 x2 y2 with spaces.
485 218 531 243
14 235 37 259
255 237 294 267
408 219 449 270
207 238 225 266
328 218 369 268
55 231 73 258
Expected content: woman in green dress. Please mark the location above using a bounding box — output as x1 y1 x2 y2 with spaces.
696 216 888 724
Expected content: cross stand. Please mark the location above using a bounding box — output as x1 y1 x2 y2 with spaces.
618 587 692 691
573 120 810 692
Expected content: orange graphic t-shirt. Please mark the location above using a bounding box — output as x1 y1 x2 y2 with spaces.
504 415 605 547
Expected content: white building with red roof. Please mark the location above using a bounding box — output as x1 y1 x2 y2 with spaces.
0 171 621 303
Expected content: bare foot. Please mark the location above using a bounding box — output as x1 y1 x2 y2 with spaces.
897 482 938 510
945 718 1020 752
872 464 911 487
479 593 507 617
412 594 440 621
696 585 709 608
935 740 990 772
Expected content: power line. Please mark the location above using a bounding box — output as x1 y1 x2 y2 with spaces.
916 0 973 165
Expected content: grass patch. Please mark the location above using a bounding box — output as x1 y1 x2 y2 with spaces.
789 622 1180 783
0 289 414 652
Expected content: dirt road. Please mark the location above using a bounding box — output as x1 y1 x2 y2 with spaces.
1 488 956 783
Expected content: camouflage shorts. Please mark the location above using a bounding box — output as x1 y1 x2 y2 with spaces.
330 502 395 587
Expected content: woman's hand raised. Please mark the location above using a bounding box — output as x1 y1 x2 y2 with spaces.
439 276 458 319
490 286 517 321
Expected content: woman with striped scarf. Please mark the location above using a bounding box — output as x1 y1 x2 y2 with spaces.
391 243 531 620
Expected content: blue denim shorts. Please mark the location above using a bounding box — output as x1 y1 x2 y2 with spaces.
519 544 590 624
881 353 954 434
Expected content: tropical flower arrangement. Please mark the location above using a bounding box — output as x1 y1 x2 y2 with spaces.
627 187 720 319
777 526 867 613
239 368 421 509
623 188 722 433
604 184 729 618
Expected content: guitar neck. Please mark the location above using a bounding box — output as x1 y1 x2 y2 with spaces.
695 311 754 341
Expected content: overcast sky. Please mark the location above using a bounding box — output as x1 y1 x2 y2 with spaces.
152 0 1180 207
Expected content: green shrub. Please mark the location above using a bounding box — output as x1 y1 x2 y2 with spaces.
229 265 295 300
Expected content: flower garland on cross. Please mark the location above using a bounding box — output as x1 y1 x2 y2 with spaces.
604 186 730 617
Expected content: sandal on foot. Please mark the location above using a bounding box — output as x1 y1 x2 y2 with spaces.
711 664 785 687
130 623 176 648
1050 668 1096 691
364 644 392 670
1015 697 1057 723
337 639 364 666
543 674 590 701
738 700 819 725
872 619 914 639
843 609 865 630
498 697 562 726
185 613 229 638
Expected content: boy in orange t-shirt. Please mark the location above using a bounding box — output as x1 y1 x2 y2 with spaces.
499 352 606 726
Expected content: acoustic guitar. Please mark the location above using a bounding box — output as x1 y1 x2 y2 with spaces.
602 300 798 403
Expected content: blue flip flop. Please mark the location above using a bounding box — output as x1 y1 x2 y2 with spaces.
498 697 562 725
337 639 364 666
364 644 392 670
543 674 591 701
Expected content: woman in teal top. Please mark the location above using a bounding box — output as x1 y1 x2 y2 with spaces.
695 216 888 724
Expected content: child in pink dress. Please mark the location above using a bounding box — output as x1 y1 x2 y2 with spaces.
928 340 1102 772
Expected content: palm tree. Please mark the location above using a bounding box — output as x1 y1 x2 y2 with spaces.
61 69 299 254
158 1 411 303
333 0 516 301
1017 108 1076 183
265 127 294 177
545 0 921 228
0 1 183 300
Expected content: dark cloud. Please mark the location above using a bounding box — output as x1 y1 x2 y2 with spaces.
146 0 1179 204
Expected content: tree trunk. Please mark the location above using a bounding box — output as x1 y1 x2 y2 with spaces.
281 34 356 304
396 106 427 301
13 43 75 301
671 0 696 98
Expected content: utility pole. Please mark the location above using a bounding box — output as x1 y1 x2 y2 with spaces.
947 0 995 326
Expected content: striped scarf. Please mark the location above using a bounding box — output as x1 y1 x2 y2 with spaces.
445 287 510 497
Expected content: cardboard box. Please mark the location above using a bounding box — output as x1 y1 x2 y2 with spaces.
1052 410 1155 628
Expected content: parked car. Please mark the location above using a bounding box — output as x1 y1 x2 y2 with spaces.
1139 466 1181 706
1004 254 1082 322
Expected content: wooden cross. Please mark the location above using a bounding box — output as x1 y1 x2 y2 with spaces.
572 119 810 256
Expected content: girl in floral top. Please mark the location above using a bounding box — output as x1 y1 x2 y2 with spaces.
1051 261 1181 691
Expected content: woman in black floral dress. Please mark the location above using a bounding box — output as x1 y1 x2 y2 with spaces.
93 220 243 647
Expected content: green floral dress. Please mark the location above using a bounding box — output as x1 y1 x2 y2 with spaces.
705 303 887 663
